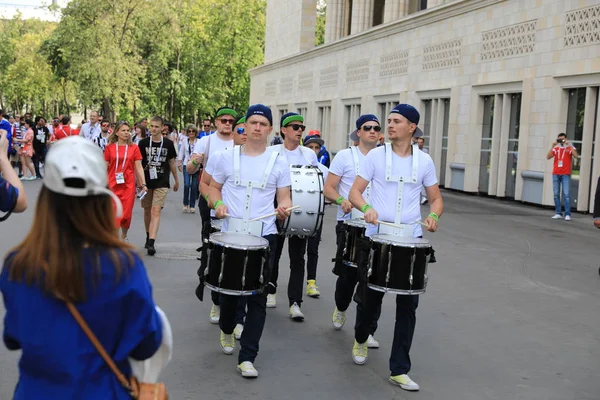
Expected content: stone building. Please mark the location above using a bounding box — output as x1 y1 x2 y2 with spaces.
249 0 600 212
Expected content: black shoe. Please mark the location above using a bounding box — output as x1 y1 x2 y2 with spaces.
147 243 156 256
429 249 437 263
144 239 150 249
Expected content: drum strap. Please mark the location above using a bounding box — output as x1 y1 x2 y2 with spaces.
273 144 313 166
351 146 371 220
384 143 419 226
233 145 279 222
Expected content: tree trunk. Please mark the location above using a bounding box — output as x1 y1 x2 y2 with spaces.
103 97 112 122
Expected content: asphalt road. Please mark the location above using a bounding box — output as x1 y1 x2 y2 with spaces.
1 180 599 400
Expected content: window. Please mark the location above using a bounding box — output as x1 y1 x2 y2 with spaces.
345 0 353 36
479 95 494 194
296 106 308 117
440 99 450 186
377 100 399 132
345 103 362 146
317 105 332 136
278 107 288 129
422 100 432 151
505 93 521 198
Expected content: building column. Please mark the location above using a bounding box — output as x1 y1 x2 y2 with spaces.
325 0 342 43
351 0 374 34
496 93 512 197
363 0 374 30
579 87 599 211
488 94 504 197
398 0 409 17
428 0 442 8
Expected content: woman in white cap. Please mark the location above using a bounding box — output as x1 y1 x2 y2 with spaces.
0 136 166 399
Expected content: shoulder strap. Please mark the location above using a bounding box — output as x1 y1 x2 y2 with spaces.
299 146 314 165
66 303 133 392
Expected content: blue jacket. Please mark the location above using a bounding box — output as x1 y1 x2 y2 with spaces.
0 118 12 155
1 249 162 399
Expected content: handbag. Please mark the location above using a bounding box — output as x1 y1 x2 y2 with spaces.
66 302 168 399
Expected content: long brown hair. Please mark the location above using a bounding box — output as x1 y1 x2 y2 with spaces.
5 187 135 302
109 121 133 144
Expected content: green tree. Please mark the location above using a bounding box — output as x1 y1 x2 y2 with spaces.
316 0 326 46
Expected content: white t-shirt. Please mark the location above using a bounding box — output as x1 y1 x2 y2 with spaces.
192 133 234 165
329 147 367 221
203 150 224 218
80 122 100 141
212 148 291 236
178 137 198 166
359 146 437 237
269 144 328 180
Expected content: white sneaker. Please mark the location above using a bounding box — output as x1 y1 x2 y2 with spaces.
210 305 220 324
266 294 276 308
367 334 380 349
565 215 571 221
234 324 244 340
389 374 420 391
289 302 305 321
352 340 368 365
237 361 259 378
220 331 235 355
332 307 346 330
551 214 563 219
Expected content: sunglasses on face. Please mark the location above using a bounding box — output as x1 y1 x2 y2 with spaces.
203 125 211 128
237 127 245 134
286 124 306 131
102 123 110 127
362 125 381 132
220 118 235 125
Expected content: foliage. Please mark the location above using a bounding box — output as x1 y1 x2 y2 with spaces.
316 0 326 46
0 0 267 125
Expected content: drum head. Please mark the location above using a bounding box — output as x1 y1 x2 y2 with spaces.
209 232 269 249
344 219 368 228
371 234 430 248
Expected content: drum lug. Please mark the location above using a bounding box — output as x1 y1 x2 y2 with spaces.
306 211 316 215
302 228 311 233
294 189 304 193
293 209 302 214
409 251 415 287
218 250 226 285
307 189 317 194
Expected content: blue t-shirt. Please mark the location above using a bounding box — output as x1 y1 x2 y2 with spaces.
0 176 18 212
0 249 163 400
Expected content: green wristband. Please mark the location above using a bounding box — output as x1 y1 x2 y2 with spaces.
192 159 199 166
360 204 372 213
335 196 345 205
204 194 209 202
428 212 439 222
213 200 224 209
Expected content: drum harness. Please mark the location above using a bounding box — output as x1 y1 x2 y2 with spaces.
367 143 420 285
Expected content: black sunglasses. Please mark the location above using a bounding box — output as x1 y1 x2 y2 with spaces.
363 125 381 132
220 118 235 125
287 124 306 131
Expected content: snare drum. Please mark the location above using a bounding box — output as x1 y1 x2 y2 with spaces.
205 232 269 296
342 219 368 268
277 165 324 237
203 219 223 245
368 234 431 295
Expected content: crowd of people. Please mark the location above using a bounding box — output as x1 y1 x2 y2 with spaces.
0 100 599 399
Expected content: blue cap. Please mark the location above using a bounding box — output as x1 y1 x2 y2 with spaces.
303 134 324 147
390 104 420 125
280 112 304 128
356 114 379 129
245 104 273 126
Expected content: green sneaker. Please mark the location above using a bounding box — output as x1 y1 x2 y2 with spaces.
389 374 419 391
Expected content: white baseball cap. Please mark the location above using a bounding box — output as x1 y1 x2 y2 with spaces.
44 136 123 218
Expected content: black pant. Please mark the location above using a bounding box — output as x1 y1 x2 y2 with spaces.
334 221 380 335
198 195 220 306
32 148 44 178
353 236 419 376
306 227 322 281
269 235 307 307
219 234 277 363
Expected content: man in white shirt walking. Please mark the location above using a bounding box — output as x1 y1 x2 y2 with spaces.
80 111 101 141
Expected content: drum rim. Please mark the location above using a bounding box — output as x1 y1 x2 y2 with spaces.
344 219 368 228
370 234 431 248
209 232 269 249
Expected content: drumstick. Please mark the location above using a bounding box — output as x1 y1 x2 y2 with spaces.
411 219 429 227
249 205 300 222
358 216 405 230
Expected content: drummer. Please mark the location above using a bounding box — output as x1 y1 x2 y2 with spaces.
188 106 236 324
267 112 324 321
323 114 381 349
209 104 292 378
348 104 444 391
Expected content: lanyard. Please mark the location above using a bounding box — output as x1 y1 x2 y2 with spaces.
556 145 569 162
188 138 195 158
115 144 128 172
148 137 164 166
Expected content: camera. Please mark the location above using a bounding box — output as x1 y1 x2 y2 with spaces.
557 139 565 144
